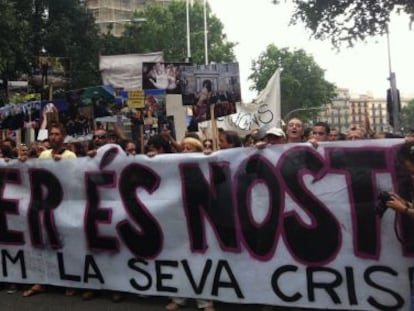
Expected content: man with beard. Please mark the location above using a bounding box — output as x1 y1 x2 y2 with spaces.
23 122 76 297
38 123 76 160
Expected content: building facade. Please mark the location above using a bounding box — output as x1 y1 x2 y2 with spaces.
317 88 411 134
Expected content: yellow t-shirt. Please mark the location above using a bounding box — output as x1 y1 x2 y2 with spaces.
38 149 77 159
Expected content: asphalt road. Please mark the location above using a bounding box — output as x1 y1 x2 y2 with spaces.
0 285 265 311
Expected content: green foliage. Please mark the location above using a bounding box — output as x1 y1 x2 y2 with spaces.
249 44 336 121
273 0 414 47
0 0 102 105
0 0 235 105
0 0 33 104
45 2 102 89
401 99 414 132
118 1 236 63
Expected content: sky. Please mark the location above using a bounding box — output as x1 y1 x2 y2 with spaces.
207 0 414 102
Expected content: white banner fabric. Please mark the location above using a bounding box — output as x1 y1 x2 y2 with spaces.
99 52 163 90
0 139 412 311
218 68 281 135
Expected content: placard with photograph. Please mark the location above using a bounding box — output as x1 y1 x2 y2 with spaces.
142 62 184 94
180 63 241 122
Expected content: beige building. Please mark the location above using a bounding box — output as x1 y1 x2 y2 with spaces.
85 0 191 37
317 88 411 134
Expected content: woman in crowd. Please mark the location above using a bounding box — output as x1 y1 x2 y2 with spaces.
386 141 414 311
386 141 414 216
165 136 215 311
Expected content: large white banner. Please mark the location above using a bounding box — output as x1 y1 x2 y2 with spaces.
0 139 413 310
99 52 163 90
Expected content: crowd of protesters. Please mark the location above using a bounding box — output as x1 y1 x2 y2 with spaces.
0 115 414 311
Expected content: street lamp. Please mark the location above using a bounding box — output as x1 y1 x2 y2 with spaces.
386 25 400 134
186 0 191 62
283 107 326 123
185 0 208 64
203 0 208 65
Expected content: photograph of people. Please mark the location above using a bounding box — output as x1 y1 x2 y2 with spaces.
192 79 212 123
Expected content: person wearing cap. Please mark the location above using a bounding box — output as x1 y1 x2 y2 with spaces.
264 127 286 145
255 126 286 149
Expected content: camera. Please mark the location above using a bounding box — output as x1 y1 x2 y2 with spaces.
378 191 392 204
376 191 392 217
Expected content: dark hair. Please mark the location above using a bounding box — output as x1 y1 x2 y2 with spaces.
48 122 67 137
202 79 212 92
303 127 312 139
203 139 213 148
243 134 254 146
185 132 200 140
146 135 172 154
384 132 404 138
72 142 87 157
313 121 330 134
220 130 242 148
1 145 16 158
3 137 16 148
397 141 414 164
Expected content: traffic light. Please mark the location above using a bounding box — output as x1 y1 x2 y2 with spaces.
386 88 401 127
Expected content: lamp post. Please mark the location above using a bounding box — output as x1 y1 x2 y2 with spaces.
186 0 191 62
283 107 326 123
386 25 400 134
203 0 208 65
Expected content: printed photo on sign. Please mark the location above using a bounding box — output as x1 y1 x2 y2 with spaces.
144 89 166 123
180 63 241 122
30 56 71 88
142 62 184 94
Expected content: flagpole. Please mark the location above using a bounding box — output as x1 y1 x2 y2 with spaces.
203 0 208 65
386 24 400 134
186 0 191 62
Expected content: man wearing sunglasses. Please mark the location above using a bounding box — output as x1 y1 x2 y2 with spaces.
87 128 108 158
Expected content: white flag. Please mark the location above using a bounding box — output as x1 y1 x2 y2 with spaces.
218 68 281 136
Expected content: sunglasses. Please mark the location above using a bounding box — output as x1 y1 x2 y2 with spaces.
93 135 106 139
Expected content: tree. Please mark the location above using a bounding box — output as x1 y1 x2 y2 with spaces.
248 44 336 121
400 99 414 132
272 0 414 47
0 0 33 104
45 1 102 89
0 0 102 104
118 1 236 63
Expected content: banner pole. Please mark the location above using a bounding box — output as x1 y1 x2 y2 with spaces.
139 124 145 154
48 84 53 101
210 104 218 150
